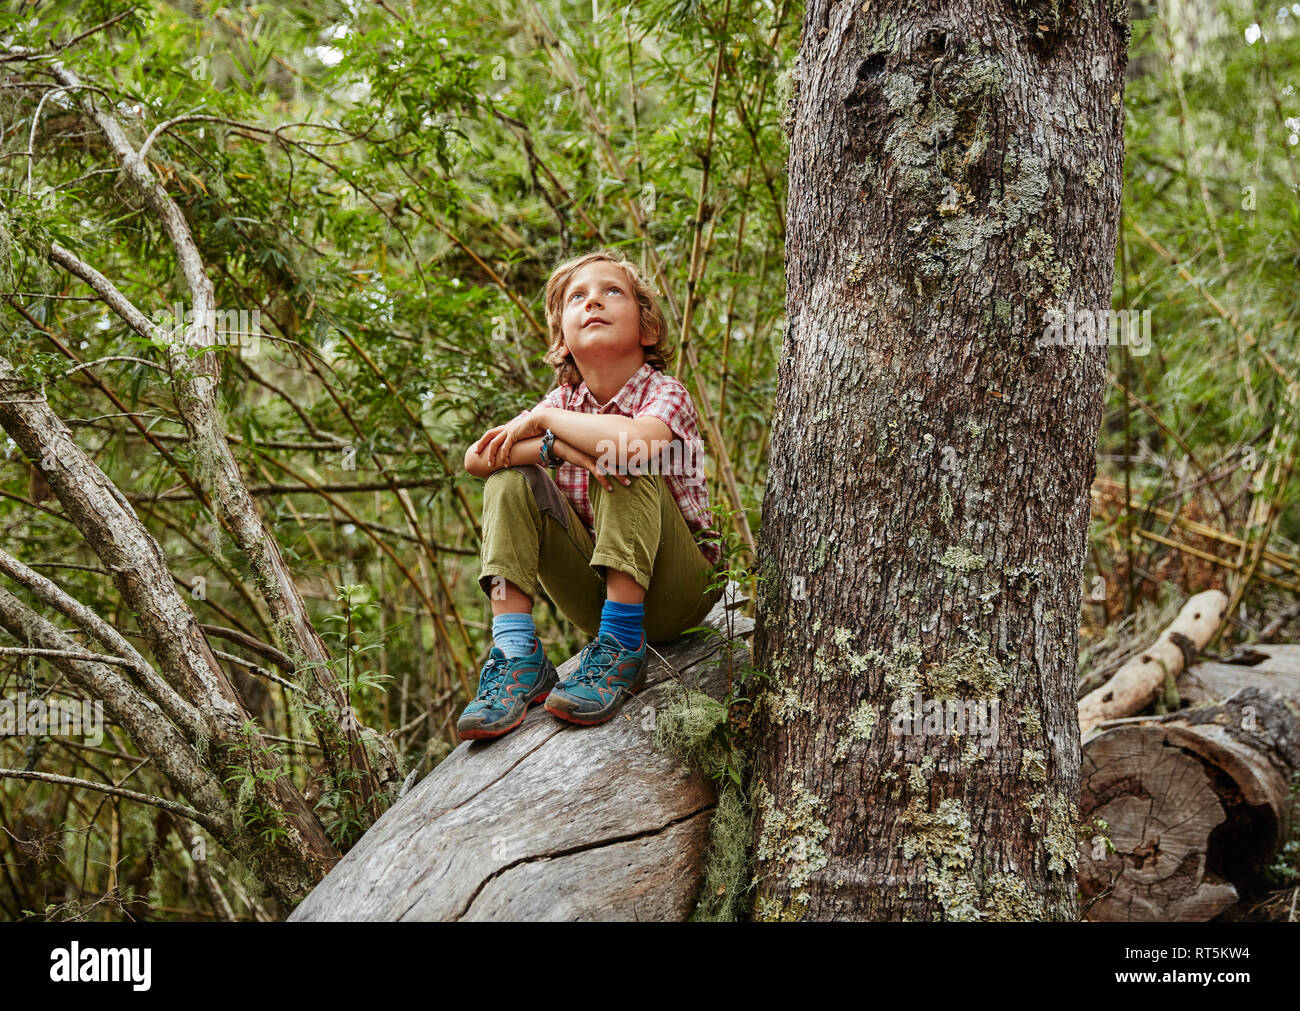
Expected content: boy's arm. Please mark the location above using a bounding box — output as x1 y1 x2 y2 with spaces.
464 432 623 490
464 435 546 478
535 408 673 464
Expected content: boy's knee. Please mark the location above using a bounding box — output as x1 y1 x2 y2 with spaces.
483 465 539 508
484 464 570 529
483 464 533 489
590 470 666 504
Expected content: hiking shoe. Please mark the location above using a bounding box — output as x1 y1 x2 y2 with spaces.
457 636 557 741
544 631 647 726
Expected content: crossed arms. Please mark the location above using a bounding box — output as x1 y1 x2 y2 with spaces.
463 406 674 491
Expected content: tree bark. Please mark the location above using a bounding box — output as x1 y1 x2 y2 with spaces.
751 1 1130 920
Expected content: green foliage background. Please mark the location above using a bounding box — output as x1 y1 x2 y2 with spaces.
0 0 1296 919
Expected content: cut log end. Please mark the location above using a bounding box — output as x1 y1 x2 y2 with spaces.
1080 688 1300 922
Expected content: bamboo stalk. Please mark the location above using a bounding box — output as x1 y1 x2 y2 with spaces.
1106 372 1233 531
1091 484 1300 576
1127 217 1300 390
254 452 474 701
1221 413 1300 640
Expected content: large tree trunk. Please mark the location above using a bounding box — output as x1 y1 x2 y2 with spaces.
750 2 1130 920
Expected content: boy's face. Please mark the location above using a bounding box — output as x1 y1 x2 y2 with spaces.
558 261 652 369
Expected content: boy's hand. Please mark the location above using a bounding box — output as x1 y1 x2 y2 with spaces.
551 436 631 492
481 409 547 468
471 424 508 457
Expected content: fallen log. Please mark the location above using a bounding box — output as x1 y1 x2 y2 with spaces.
289 584 753 922
1078 646 1300 921
1078 590 1228 736
1177 646 1300 709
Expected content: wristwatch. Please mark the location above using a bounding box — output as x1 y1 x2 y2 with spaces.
539 428 562 469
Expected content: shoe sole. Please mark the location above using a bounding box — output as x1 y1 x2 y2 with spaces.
457 669 556 742
544 671 645 726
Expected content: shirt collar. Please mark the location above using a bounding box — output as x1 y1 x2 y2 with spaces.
572 362 656 412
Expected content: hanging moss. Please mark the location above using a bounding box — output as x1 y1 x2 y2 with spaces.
651 682 755 921
653 683 728 775
693 783 752 921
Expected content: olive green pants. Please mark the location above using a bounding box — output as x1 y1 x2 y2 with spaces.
476 464 724 643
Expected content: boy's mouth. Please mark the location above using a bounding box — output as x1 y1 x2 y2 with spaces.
583 317 611 328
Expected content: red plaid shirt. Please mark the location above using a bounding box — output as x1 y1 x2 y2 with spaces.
514 362 723 567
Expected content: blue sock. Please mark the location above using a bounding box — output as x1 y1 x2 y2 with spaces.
492 612 536 659
599 598 645 651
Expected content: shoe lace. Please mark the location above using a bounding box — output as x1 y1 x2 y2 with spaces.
475 655 510 703
570 637 622 686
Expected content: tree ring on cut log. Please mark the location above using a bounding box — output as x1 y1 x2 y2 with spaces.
1080 727 1236 921
1080 687 1300 922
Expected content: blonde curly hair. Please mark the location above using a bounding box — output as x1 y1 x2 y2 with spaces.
542 249 675 389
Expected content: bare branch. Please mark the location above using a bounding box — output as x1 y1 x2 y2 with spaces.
211 649 299 693
198 625 294 674
53 10 136 53
47 243 169 347
0 768 210 826
0 543 206 742
0 584 234 840
0 645 137 666
27 86 70 196
0 10 134 64
57 356 169 380
126 475 446 501
138 113 271 163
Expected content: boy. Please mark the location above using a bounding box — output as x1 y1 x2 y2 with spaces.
458 250 725 740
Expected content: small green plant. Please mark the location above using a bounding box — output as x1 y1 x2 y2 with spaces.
320 583 397 698
1077 815 1115 863
1264 770 1300 888
313 768 375 847
220 721 292 846
301 583 400 844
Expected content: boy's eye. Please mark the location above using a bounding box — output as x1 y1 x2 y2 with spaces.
569 285 622 301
